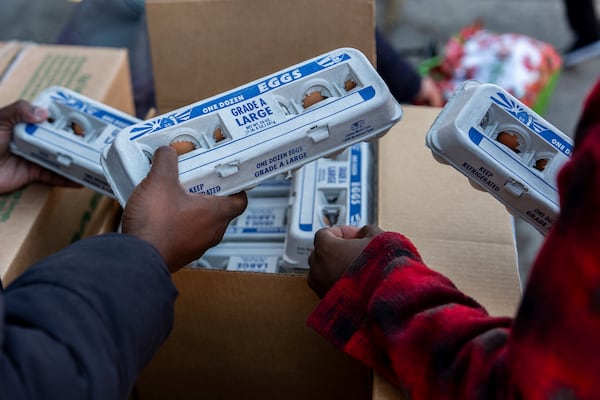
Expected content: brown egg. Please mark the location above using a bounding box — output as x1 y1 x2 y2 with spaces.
170 140 196 155
302 91 326 109
496 131 520 153
71 121 85 136
213 127 225 142
344 79 357 91
533 158 548 171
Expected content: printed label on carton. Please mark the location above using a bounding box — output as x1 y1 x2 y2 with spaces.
50 90 136 129
491 92 573 156
525 207 555 231
226 255 280 273
252 145 308 179
348 145 364 225
461 160 501 192
128 51 354 140
227 207 287 235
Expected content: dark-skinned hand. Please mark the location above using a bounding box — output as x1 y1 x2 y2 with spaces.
307 224 384 298
0 100 80 193
121 146 248 273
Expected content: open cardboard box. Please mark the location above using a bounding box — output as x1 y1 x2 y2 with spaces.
134 1 521 398
134 106 522 399
0 4 523 398
0 42 132 285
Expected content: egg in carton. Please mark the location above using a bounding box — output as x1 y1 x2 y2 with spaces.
101 47 403 207
11 86 141 197
425 80 573 235
283 142 374 269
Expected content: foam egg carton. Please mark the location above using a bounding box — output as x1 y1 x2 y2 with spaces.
425 80 573 235
101 47 402 206
282 142 374 269
191 241 286 274
11 86 141 197
223 195 289 242
245 175 292 198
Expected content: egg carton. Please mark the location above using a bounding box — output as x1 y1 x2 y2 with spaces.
223 195 289 242
190 241 287 274
101 47 402 207
282 142 374 269
245 175 292 198
11 86 141 197
425 80 573 235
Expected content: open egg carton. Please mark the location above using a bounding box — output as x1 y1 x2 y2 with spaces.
11 86 141 197
101 47 402 207
426 80 573 235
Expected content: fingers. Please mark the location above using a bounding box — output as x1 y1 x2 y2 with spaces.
313 225 359 244
313 224 381 245
0 100 47 127
222 191 248 217
357 224 385 239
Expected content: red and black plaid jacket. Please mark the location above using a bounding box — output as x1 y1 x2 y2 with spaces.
308 79 600 399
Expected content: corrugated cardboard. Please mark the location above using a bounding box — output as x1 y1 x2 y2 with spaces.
134 107 521 399
0 42 133 285
135 1 377 397
0 41 22 77
135 269 372 400
146 0 377 113
137 1 521 398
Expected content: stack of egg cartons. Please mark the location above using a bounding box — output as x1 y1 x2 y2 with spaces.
191 141 375 274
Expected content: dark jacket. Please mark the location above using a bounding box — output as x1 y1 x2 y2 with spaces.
0 233 177 399
376 29 423 104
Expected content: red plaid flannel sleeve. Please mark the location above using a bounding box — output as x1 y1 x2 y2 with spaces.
307 79 600 399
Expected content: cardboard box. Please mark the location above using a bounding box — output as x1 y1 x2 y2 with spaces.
0 41 22 75
138 1 521 398
146 0 377 113
134 106 521 399
0 42 133 284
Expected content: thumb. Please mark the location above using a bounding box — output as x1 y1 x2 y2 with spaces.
0 100 48 126
148 146 180 184
357 224 384 239
218 191 248 219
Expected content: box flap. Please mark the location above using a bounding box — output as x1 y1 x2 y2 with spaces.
136 268 371 399
0 43 134 113
146 0 376 112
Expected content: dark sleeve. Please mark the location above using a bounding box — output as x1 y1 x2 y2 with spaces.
0 233 177 400
308 80 600 398
375 29 423 103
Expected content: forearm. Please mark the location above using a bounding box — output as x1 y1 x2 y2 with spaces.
307 232 513 399
0 233 177 399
